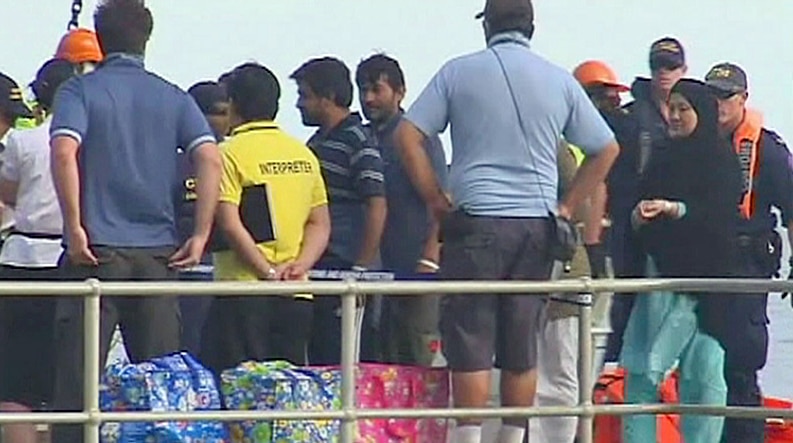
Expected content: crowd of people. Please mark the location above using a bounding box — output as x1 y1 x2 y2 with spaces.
0 0 789 442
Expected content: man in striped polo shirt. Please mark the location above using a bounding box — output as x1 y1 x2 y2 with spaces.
290 57 387 365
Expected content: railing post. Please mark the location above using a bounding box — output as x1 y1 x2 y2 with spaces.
339 281 358 443
578 289 594 443
84 279 102 443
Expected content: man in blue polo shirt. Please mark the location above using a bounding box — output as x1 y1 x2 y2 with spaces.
394 0 619 442
48 1 221 442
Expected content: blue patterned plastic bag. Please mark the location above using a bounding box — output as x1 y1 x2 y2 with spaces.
221 361 341 443
99 351 228 443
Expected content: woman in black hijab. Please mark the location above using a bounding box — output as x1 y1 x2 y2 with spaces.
635 79 742 281
619 79 742 443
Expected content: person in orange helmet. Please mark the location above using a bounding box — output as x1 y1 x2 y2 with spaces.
573 60 630 112
55 28 103 74
572 60 642 383
568 59 631 281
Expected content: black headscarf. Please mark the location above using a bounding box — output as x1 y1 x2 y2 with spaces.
636 78 743 339
669 79 721 150
638 78 742 279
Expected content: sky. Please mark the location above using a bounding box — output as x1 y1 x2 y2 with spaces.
3 0 793 160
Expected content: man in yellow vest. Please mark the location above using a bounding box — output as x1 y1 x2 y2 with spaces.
202 63 330 374
705 62 793 443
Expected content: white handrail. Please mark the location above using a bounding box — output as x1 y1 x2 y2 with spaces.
4 277 792 295
0 278 788 443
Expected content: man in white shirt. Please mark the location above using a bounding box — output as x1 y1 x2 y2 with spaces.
0 72 35 242
0 59 74 443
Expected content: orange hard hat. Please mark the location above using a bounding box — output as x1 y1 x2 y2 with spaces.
55 28 103 64
573 60 629 92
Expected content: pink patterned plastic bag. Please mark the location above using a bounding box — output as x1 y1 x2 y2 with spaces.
355 364 449 443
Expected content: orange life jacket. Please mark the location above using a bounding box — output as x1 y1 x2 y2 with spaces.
593 367 681 443
733 109 763 219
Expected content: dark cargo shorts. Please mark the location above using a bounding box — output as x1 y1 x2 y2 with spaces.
439 211 552 372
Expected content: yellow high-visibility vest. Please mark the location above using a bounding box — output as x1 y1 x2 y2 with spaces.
568 144 586 167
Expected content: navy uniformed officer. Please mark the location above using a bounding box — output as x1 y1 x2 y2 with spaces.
705 62 793 443
603 37 688 363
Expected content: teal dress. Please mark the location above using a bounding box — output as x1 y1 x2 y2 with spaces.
620 257 727 443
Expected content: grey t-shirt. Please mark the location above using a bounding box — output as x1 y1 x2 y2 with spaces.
374 113 448 274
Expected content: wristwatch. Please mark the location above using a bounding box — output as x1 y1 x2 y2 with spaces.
263 267 277 280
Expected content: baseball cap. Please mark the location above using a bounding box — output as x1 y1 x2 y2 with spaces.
704 63 748 96
649 37 686 71
475 0 534 24
187 81 228 116
0 73 33 120
31 58 76 107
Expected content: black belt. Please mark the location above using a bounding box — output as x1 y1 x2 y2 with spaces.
7 230 62 241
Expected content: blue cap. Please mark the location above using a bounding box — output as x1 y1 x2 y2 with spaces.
649 37 685 70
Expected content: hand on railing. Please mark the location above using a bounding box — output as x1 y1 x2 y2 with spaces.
278 260 311 281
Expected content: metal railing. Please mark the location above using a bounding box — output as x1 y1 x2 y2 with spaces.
2 277 793 443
